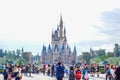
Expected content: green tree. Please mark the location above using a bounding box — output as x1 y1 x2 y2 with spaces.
90 57 102 63
105 57 120 65
15 58 26 65
100 55 109 61
21 52 30 63
107 52 114 57
95 49 106 57
82 52 91 64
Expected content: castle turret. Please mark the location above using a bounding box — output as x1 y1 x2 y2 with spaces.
59 15 63 38
52 29 54 39
48 44 52 53
64 27 66 38
72 46 77 64
48 44 51 50
73 46 77 54
41 45 47 63
42 45 46 54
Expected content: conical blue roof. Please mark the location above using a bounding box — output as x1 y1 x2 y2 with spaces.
54 44 59 52
42 45 46 52
73 46 77 54
48 44 51 50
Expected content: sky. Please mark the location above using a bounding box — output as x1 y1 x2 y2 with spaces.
0 0 120 55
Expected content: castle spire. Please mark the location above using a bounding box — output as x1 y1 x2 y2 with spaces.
64 27 66 37
60 14 63 28
59 14 63 38
73 46 77 54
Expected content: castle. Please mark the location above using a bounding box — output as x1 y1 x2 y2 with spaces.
41 15 77 64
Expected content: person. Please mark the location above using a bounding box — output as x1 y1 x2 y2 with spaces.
8 64 13 74
13 65 18 78
96 64 100 77
113 65 116 72
32 64 35 73
110 65 116 80
24 65 29 76
7 72 11 80
115 63 120 80
69 66 75 80
75 66 81 80
55 62 64 80
51 64 55 77
82 64 89 80
47 64 51 76
2 69 8 80
105 64 111 80
28 64 32 77
90 64 95 77
15 66 21 80
43 64 46 75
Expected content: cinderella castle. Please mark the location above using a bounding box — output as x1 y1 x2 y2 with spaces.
41 15 77 64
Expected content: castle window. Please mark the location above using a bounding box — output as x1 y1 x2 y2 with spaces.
62 44 64 50
54 44 59 52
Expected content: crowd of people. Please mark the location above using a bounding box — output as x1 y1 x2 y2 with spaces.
105 63 120 80
42 62 120 80
88 63 120 80
2 64 40 80
42 62 89 80
2 64 23 80
2 62 120 80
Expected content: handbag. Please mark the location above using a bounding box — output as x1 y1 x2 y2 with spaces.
84 72 89 79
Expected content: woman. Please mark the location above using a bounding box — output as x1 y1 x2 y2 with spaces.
82 64 89 80
69 66 75 80
90 64 95 77
96 64 100 77
110 65 116 80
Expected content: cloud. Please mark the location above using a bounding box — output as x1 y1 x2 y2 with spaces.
76 8 120 54
100 8 120 37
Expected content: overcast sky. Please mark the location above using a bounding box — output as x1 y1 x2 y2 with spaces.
0 0 120 55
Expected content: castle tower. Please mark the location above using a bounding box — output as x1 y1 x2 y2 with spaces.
72 46 77 64
41 15 77 64
64 27 66 38
59 15 63 38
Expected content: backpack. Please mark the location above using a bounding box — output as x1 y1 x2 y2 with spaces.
75 70 81 79
69 70 75 79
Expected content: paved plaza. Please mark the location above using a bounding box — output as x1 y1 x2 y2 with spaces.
0 73 106 80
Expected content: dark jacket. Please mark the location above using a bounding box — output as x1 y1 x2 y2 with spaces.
115 66 120 80
55 65 64 78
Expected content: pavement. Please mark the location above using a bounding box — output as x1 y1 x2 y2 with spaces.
0 73 62 80
0 73 106 80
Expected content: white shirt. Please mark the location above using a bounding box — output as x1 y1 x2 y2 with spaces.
110 69 115 78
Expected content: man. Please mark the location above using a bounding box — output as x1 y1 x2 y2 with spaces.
115 63 120 80
55 62 64 80
105 64 111 80
43 64 46 75
51 64 55 77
